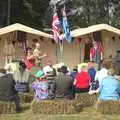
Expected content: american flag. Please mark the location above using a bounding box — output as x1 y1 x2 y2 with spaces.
52 12 61 43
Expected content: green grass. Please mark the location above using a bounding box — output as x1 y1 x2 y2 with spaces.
0 104 120 120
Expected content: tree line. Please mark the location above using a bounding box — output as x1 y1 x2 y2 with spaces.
0 0 120 31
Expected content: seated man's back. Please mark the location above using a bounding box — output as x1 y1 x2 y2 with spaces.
0 71 17 101
54 66 74 99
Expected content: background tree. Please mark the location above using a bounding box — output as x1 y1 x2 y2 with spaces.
0 0 120 30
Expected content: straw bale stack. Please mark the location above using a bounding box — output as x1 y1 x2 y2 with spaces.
31 99 83 114
76 93 97 107
19 93 33 103
0 101 16 114
96 100 120 114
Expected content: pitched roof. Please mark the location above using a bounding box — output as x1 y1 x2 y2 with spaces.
0 23 53 38
61 24 120 38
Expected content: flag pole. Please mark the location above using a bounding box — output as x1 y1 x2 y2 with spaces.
59 3 66 64
55 3 64 64
59 38 64 63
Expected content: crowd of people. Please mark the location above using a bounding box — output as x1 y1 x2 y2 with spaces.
0 42 120 113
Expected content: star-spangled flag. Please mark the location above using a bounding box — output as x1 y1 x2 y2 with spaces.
62 8 72 43
52 12 61 44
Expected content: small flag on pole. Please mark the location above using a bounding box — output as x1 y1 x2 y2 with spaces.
62 7 72 43
52 11 61 44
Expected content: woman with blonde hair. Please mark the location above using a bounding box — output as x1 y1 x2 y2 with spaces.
73 64 91 93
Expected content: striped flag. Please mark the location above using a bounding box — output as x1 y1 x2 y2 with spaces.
52 12 61 43
62 8 72 43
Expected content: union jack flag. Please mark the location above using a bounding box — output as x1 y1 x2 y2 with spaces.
52 12 61 43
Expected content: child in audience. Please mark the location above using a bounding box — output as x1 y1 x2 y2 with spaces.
32 70 49 100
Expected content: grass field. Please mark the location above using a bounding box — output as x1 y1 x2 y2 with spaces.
0 103 120 120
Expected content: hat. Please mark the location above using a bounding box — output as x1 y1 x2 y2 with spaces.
43 66 53 74
35 70 44 78
60 66 68 74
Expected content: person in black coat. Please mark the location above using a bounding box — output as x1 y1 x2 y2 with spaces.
0 69 20 112
53 66 74 99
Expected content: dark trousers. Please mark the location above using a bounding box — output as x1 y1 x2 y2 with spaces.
72 86 89 97
14 95 21 112
74 87 89 93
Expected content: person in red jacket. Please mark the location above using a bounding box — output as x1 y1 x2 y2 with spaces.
73 65 91 93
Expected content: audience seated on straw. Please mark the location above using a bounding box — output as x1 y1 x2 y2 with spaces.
88 61 98 94
73 63 90 93
13 61 30 93
70 66 78 80
4 60 19 74
95 61 110 83
88 61 111 94
32 70 49 100
43 61 56 98
98 67 120 100
88 61 96 82
0 69 20 112
53 66 74 100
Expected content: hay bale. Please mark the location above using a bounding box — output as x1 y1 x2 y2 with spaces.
31 99 83 114
0 101 16 114
76 93 97 107
96 100 120 114
19 93 33 103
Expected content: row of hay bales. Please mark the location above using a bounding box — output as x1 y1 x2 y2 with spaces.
31 93 98 114
31 93 120 115
1 92 120 114
0 93 34 114
31 99 83 114
0 101 16 114
96 100 120 114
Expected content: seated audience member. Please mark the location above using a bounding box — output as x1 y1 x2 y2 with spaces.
99 68 120 100
32 70 49 100
4 60 19 74
13 61 30 93
88 61 98 94
53 66 74 99
43 62 56 97
95 61 110 83
73 65 91 93
91 61 111 94
70 66 78 80
0 69 20 112
88 61 96 82
43 61 56 80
